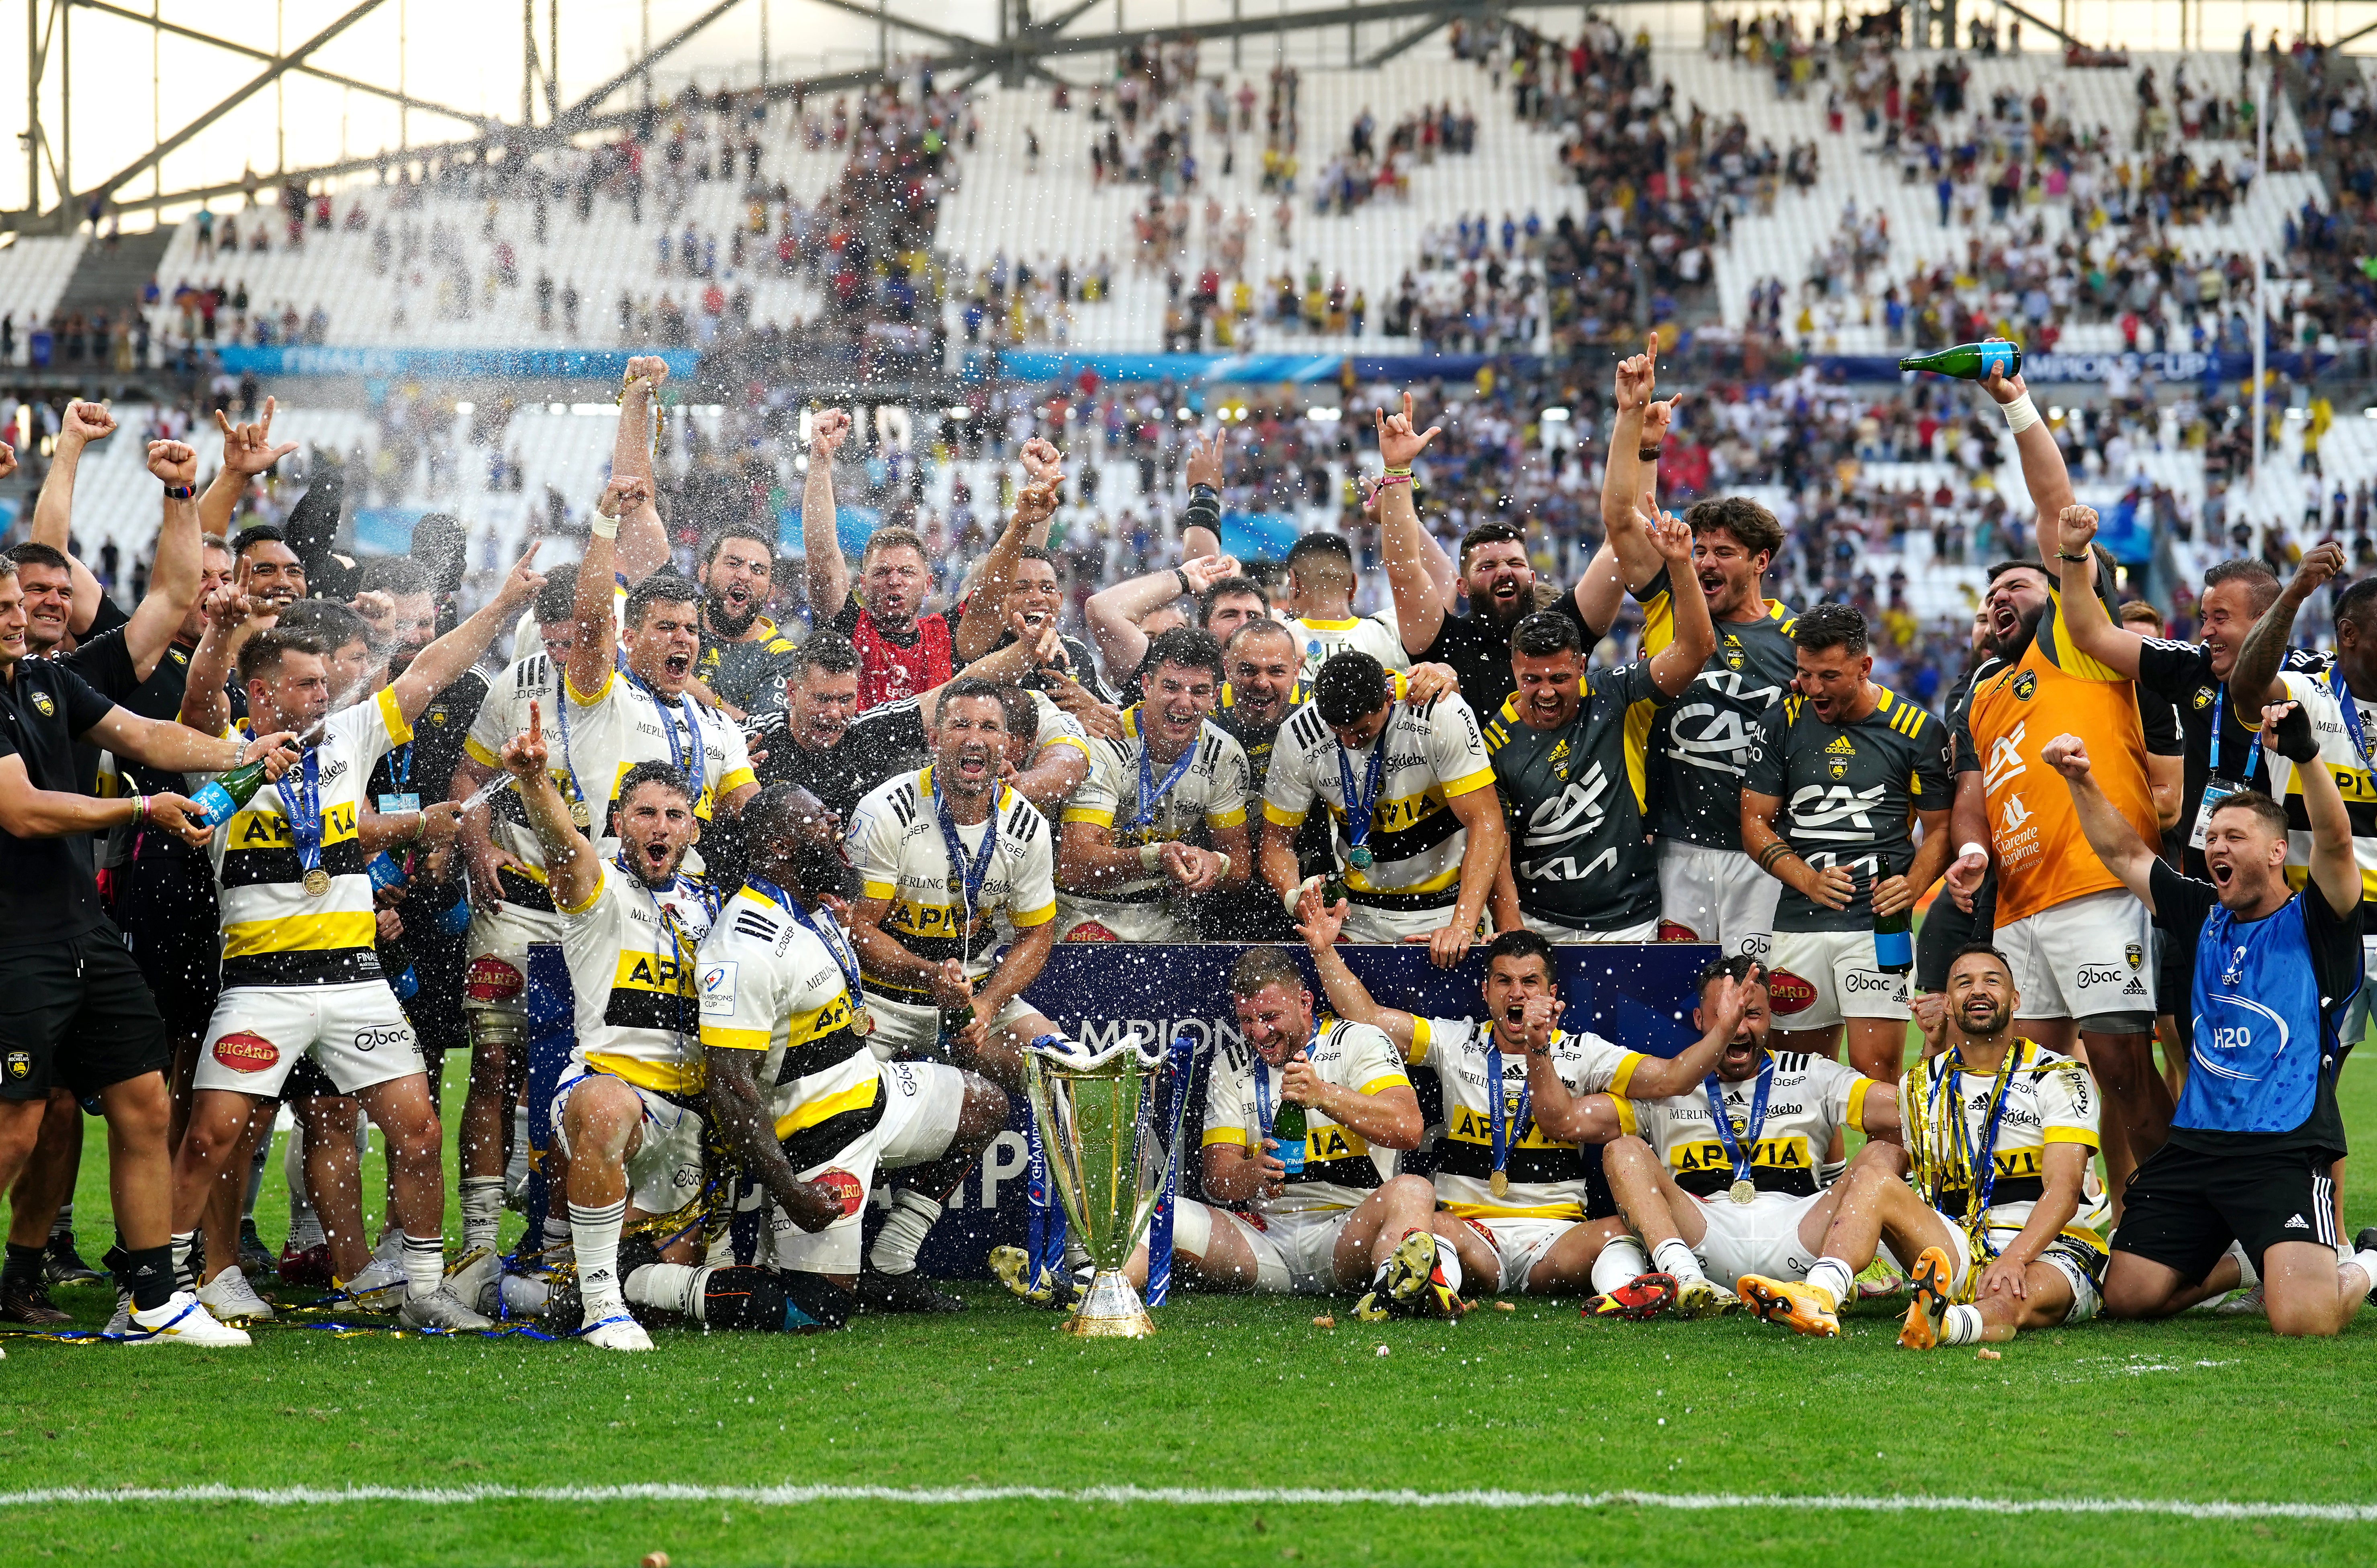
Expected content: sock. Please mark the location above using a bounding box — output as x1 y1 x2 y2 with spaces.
400 1233 444 1299
460 1178 506 1251
1819 1159 1846 1186
1804 1255 1856 1311
2350 1249 2377 1300
1943 1304 1985 1345
1652 1238 1707 1284
627 1261 707 1317
542 1211 575 1255
1 1241 43 1286
569 1200 628 1313
121 1243 174 1312
2229 1239 2262 1290
1589 1237 1651 1294
47 1202 72 1243
865 1190 942 1276
242 1133 270 1223
170 1231 198 1294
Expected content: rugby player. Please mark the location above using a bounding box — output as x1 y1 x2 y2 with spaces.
1279 533 1408 682
1202 617 1310 940
497 707 717 1350
1298 911 1737 1305
1484 497 1712 942
2053 709 2377 1337
844 675 1064 1307
1055 627 1249 942
1740 942 2108 1347
689 519 801 721
1260 649 1512 963
1741 605 1953 1081
166 547 546 1332
701 783 1006 1324
1528 956 1907 1314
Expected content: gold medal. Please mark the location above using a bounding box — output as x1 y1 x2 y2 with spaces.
850 1002 875 1038
569 797 592 830
1729 1178 1756 1205
1489 1169 1509 1199
302 867 332 897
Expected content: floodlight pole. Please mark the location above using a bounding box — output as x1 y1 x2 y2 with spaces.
2251 63 2267 507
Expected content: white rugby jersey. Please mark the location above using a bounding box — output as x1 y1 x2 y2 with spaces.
1409 1016 1648 1220
468 653 756 828
697 882 881 1156
462 652 582 910
1615 1051 1876 1201
2260 666 2377 903
846 767 1057 1000
1202 1018 1409 1215
557 858 717 1094
1288 613 1410 683
1902 1040 2110 1248
200 687 405 990
1261 691 1494 904
1059 708 1249 909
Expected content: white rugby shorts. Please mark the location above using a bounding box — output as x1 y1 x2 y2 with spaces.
1179 1202 1349 1294
548 1066 707 1218
1995 887 2156 1025
860 992 1037 1063
1341 900 1474 945
1456 1214 1574 1293
1656 840 1780 958
767 1059 968 1276
194 981 425 1098
1940 1222 2104 1325
1688 1190 1828 1290
1766 928 1909 1031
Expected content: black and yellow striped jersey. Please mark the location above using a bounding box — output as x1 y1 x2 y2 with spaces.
557 859 718 1095
846 767 1057 998
1202 1018 1410 1214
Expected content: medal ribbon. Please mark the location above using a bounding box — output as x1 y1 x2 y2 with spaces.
1332 724 1392 866
1486 1039 1533 1187
287 745 326 884
746 875 862 1008
2207 682 2261 783
930 767 1000 942
1702 1055 1774 1193
2332 662 2372 763
1924 1042 2023 1263
624 661 708 801
549 664 595 825
1126 711 1204 833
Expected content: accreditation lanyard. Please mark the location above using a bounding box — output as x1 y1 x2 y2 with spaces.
1126 716 1203 833
625 662 707 801
1703 1057 1775 1191
548 665 595 826
931 769 999 938
2205 682 2261 784
1485 1039 1533 1187
746 874 861 1000
1930 1045 2021 1253
1332 724 1393 869
286 746 326 882
2334 662 2373 764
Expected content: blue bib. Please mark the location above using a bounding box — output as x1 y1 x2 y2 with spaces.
2183 894 2346 1135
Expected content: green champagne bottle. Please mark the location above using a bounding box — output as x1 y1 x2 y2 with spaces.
1899 340 2022 380
1271 1099 1308 1177
188 755 271 828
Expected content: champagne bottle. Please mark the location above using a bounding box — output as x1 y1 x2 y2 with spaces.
1872 903 1915 975
1899 340 2021 380
187 754 271 829
1271 1098 1308 1178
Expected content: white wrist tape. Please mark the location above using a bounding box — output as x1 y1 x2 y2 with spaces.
2000 391 2040 433
1281 874 1322 916
1138 842 1165 873
589 509 619 539
1958 840 1989 863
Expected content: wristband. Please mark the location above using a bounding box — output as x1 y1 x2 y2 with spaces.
1373 472 1413 491
1138 842 1165 873
1213 852 1231 881
1173 568 1192 597
589 509 619 539
1999 390 2040 433
2056 551 2091 563
1281 873 1322 916
131 793 149 826
163 482 196 500
1958 840 1989 863
1637 446 1663 462
1381 465 1413 478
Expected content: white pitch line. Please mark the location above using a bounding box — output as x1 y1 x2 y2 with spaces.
0 1484 2372 1521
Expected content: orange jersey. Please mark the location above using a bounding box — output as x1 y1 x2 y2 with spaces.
1959 590 2158 927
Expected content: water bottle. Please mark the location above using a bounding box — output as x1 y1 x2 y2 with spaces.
1898 340 2021 380
187 755 272 829
1271 1098 1308 1178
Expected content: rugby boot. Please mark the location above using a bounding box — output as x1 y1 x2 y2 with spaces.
989 1245 1081 1309
1897 1247 1953 1351
399 1286 495 1333
1670 1277 1741 1320
277 1241 335 1290
1854 1257 1903 1300
196 1266 276 1322
1738 1273 1840 1337
853 1267 967 1314
237 1220 276 1280
0 1273 70 1327
443 1247 503 1319
580 1311 654 1351
43 1233 103 1286
336 1255 407 1311
1583 1272 1678 1322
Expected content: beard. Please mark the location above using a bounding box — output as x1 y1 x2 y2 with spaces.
791 839 855 901
707 593 762 638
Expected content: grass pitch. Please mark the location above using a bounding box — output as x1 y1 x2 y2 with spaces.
7 1055 2377 1567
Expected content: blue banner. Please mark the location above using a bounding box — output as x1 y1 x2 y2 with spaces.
213 345 703 381
911 940 1715 1280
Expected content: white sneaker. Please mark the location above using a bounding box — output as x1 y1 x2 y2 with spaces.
124 1291 252 1347
2216 1282 2269 1317
196 1267 276 1321
580 1309 653 1351
338 1255 407 1310
444 1247 501 1318
398 1286 495 1332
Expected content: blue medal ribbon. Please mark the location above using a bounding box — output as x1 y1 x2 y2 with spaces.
2332 662 2372 763
287 746 326 883
2207 681 2261 783
1126 710 1204 833
1929 1044 2021 1260
930 767 1000 939
548 664 595 825
745 875 861 1002
624 661 708 802
1703 1056 1775 1194
1485 1039 1532 1190
1332 726 1392 871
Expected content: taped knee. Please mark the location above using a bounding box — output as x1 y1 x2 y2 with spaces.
468 1013 523 1059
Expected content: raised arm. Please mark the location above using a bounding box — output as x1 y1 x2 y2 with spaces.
176 583 255 736
953 438 1063 664
1374 392 1455 656
118 440 206 680
1083 552 1241 678
568 477 645 700
1597 334 1676 595
801 407 851 619
1640 500 1715 697
2048 506 2145 679
1293 894 1419 1053
1977 367 2076 560
610 356 673 583
2266 699 2362 917
31 400 111 637
1617 967 1759 1100
495 701 601 911
199 399 300 540
390 544 546 723
2041 734 2160 911
2228 540 2343 723
1178 431 1224 564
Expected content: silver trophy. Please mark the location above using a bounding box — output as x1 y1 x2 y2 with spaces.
1022 1030 1183 1338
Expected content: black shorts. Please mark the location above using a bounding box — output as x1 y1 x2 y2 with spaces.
0 928 171 1102
2112 1140 2344 1282
108 850 222 1040
2155 925 2191 1018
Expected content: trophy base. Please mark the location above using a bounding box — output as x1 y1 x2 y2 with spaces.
1062 1268 1157 1338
